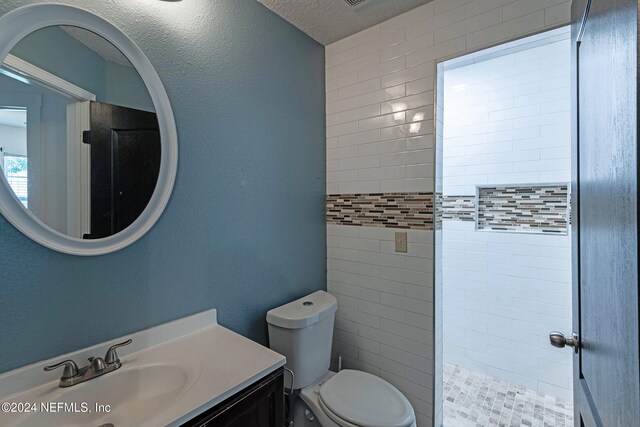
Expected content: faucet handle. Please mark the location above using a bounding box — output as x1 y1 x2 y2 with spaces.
44 360 79 379
104 339 132 365
88 356 107 373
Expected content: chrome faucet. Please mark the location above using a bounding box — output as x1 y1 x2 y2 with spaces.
44 339 132 388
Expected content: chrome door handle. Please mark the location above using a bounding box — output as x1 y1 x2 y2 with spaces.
549 332 579 353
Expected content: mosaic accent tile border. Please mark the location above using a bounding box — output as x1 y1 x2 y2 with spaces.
435 193 443 230
327 193 433 229
477 184 569 234
442 196 475 222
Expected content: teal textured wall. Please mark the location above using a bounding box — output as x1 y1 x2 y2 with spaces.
0 0 325 373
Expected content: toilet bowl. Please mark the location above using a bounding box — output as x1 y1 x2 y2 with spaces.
296 370 416 427
266 291 417 427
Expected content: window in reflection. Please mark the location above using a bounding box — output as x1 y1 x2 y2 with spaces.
0 108 28 207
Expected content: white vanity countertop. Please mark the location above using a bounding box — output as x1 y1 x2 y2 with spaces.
0 309 286 427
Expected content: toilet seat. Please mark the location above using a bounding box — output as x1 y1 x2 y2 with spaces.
318 398 365 427
317 370 415 427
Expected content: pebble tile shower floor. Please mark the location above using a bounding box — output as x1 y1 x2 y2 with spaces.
443 363 573 427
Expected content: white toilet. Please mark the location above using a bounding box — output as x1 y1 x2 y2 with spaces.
267 291 417 427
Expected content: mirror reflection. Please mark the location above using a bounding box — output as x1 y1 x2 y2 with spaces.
0 26 160 239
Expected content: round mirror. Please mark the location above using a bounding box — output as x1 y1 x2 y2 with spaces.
0 5 178 255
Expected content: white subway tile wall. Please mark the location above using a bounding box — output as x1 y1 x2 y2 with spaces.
327 224 434 425
443 34 571 195
441 36 572 400
326 0 571 197
442 221 572 400
325 1 571 425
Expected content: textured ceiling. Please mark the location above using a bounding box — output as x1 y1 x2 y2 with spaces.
258 0 434 45
62 26 133 68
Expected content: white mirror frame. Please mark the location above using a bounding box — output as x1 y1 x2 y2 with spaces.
0 4 178 256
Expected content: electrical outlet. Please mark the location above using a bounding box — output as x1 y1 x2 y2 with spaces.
395 232 407 253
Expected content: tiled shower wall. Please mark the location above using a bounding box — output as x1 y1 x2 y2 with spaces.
325 1 571 425
441 33 572 400
442 32 571 195
442 222 572 399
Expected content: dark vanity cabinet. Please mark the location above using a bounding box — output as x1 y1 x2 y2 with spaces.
181 368 284 427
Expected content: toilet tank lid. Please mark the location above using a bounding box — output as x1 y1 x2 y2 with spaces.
266 291 337 329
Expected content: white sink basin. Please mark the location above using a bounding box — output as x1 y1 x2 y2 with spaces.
0 310 286 427
14 364 192 427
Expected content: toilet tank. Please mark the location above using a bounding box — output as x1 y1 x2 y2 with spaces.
266 291 337 390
